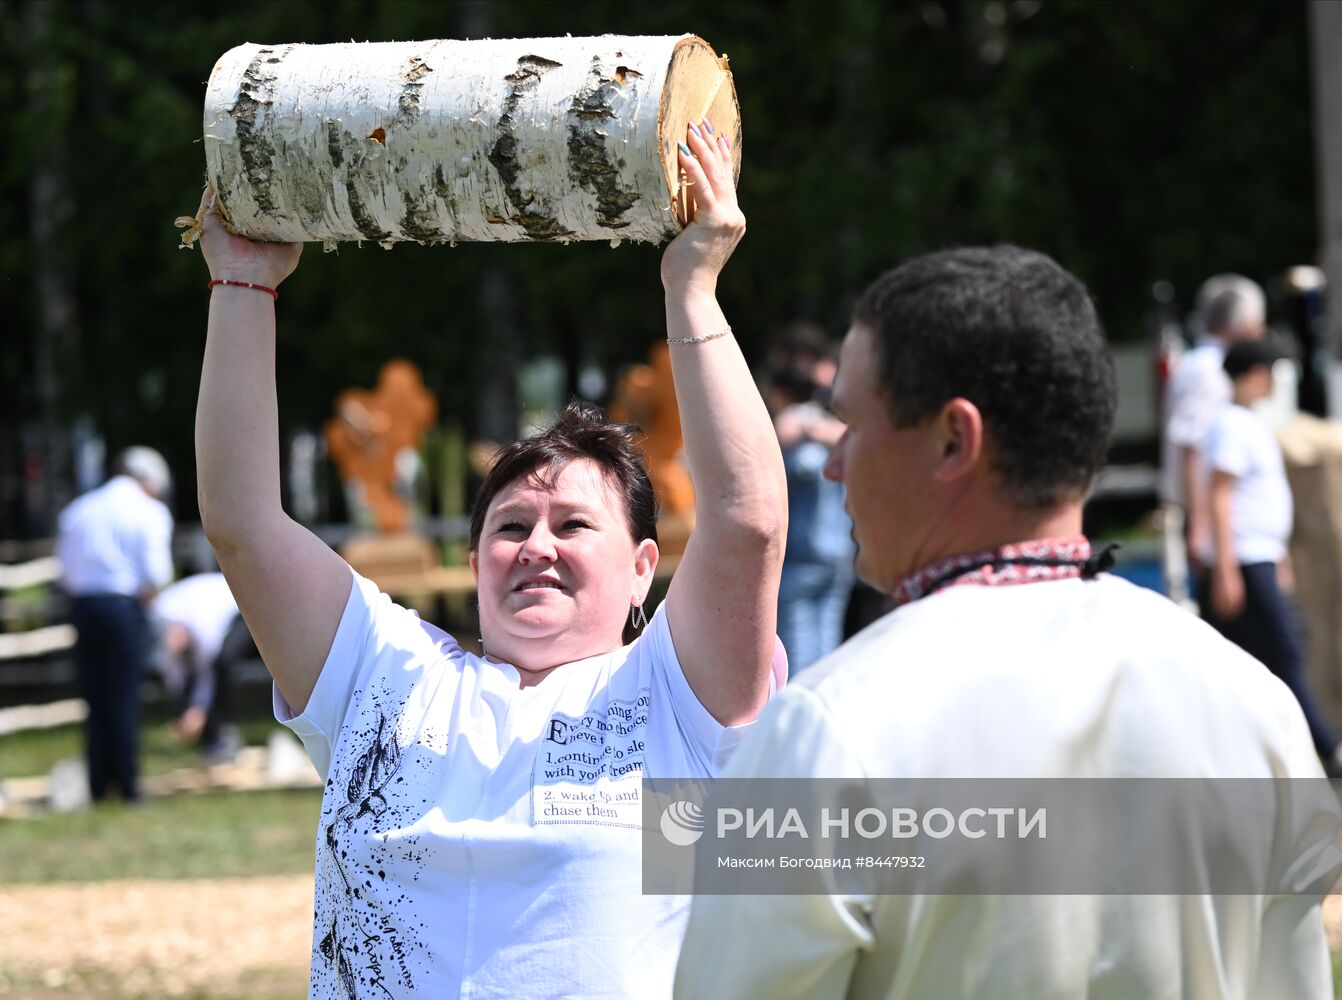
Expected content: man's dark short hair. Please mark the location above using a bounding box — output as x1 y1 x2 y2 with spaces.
853 245 1116 508
468 400 659 553
1223 339 1284 380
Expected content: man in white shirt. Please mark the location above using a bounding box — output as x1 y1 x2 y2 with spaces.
153 572 249 761
57 447 175 802
675 247 1333 999
1163 276 1265 577
1200 340 1342 774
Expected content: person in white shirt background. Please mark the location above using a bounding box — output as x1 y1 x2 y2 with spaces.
151 571 250 762
1163 276 1265 584
56 446 175 803
675 246 1332 999
189 120 786 998
1200 339 1342 776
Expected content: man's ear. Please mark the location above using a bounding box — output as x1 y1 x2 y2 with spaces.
934 398 984 482
468 549 479 582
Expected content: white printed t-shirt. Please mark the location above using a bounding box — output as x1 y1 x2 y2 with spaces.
1204 402 1293 565
277 568 776 999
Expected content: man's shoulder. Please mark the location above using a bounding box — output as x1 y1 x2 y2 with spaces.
1170 344 1228 392
1213 401 1257 425
58 480 113 523
741 578 1315 782
785 597 965 711
787 576 1291 729
158 573 234 610
1210 404 1275 449
116 479 174 527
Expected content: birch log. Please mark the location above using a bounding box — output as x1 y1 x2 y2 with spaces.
202 35 742 247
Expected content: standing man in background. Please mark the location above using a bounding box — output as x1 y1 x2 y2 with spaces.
1164 275 1266 586
57 447 174 803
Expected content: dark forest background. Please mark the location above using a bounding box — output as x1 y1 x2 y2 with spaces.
0 0 1318 534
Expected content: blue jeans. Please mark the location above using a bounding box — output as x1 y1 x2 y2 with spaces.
778 561 853 676
71 594 147 801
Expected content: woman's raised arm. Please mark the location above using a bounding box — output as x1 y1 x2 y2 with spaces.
194 189 351 713
660 125 788 726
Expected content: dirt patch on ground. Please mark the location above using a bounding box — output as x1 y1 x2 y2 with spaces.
0 877 1338 996
0 875 312 998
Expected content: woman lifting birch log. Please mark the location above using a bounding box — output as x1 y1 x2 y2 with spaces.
192 102 786 1000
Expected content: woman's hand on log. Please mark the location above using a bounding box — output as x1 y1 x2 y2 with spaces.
661 121 745 295
196 187 302 288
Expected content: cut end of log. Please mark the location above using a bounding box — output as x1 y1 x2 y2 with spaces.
660 36 743 229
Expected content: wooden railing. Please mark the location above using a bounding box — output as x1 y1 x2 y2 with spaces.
0 554 74 669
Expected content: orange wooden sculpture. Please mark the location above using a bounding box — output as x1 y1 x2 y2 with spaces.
325 359 438 533
609 343 695 555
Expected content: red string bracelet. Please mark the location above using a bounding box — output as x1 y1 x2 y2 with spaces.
207 278 278 300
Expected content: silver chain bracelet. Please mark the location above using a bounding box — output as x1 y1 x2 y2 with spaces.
667 326 733 346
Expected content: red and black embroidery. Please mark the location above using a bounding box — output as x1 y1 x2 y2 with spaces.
891 536 1117 608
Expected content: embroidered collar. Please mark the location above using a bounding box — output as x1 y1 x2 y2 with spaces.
890 536 1113 608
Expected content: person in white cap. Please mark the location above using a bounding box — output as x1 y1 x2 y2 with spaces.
57 446 174 802
1163 276 1266 581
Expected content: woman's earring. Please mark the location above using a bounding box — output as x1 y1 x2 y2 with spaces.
630 602 648 631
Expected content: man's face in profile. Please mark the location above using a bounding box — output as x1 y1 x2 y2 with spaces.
825 324 944 592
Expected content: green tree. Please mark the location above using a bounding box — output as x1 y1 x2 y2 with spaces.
0 0 1315 535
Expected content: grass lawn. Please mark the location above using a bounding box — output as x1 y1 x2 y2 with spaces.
0 706 285 780
0 972 306 1000
0 784 322 883
0 707 319 997
0 709 321 883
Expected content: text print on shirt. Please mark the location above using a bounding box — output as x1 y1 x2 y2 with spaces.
532 688 651 828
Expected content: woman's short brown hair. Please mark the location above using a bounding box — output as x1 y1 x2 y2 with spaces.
468 400 659 552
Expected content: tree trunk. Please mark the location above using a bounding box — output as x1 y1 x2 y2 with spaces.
25 0 80 530
203 35 741 247
1310 1 1342 361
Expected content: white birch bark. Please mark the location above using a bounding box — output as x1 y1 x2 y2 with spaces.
202 34 741 247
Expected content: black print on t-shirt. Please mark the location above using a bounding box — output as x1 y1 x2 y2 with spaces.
531 689 650 829
317 708 430 999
